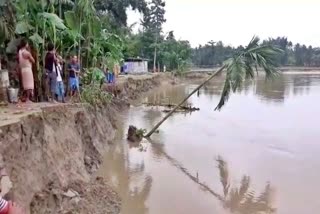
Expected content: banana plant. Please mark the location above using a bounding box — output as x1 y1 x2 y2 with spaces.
0 0 15 44
66 0 98 63
14 0 66 48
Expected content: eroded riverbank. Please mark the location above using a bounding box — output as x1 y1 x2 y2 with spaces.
0 73 171 213
2 72 319 214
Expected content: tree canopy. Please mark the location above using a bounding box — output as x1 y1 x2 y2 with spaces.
0 0 191 73
192 36 320 67
0 0 318 75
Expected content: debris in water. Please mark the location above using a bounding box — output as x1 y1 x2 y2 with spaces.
162 106 200 113
127 126 146 142
143 102 200 113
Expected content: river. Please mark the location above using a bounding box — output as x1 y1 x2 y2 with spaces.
99 73 320 214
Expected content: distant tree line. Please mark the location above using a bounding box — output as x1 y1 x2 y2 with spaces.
192 37 320 67
123 0 192 72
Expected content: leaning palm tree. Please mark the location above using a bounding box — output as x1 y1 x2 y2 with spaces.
145 36 283 137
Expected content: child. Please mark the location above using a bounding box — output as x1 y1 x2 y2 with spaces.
55 55 65 103
68 55 80 97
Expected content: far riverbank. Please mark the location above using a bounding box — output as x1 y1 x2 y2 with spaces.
191 66 320 73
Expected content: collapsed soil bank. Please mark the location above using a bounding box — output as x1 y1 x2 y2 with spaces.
0 74 168 213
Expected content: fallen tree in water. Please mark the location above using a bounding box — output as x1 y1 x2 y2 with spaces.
162 106 199 113
144 37 282 138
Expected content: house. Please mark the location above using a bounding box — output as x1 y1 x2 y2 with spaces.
123 58 149 74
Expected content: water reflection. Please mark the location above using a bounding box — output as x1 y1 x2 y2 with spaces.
255 76 286 103
99 73 320 214
217 157 276 214
102 137 276 214
144 85 191 106
193 74 320 104
100 131 152 214
292 75 313 95
150 143 276 214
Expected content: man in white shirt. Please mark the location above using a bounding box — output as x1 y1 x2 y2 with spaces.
55 55 65 103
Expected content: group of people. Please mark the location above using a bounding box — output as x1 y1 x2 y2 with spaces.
44 43 81 103
17 39 81 103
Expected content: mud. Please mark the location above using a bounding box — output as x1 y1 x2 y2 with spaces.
103 74 168 101
0 73 170 213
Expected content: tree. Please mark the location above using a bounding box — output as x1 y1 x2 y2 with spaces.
263 37 289 65
141 0 166 72
145 37 282 137
0 0 15 44
159 32 192 71
294 43 304 66
192 36 320 68
94 0 147 26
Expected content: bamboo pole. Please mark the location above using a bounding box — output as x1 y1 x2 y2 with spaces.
144 65 227 138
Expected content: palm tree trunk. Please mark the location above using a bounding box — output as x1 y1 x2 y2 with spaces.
153 46 157 72
59 0 62 18
144 65 226 138
153 35 158 72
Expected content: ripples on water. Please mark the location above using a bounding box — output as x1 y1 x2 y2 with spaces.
99 74 320 214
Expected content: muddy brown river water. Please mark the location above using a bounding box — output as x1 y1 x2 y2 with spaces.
99 73 320 214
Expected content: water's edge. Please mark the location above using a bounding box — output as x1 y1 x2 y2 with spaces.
0 74 170 213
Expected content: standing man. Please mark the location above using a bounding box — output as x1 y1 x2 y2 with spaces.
67 55 80 97
55 55 65 103
44 42 57 102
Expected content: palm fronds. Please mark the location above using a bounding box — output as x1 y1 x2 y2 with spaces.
215 36 283 110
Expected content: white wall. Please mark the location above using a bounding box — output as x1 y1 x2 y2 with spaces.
125 61 148 73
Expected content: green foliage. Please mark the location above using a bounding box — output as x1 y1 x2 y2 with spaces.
15 21 33 34
80 83 113 107
29 33 44 45
0 0 174 84
94 0 147 26
0 0 15 43
193 36 320 68
80 67 112 106
39 12 66 30
136 128 147 138
0 0 171 75
82 67 105 85
159 33 192 72
193 41 237 67
215 36 283 110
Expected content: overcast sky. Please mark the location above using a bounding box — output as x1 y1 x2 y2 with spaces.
128 0 320 48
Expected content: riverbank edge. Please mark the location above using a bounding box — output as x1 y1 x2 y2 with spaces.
0 73 170 213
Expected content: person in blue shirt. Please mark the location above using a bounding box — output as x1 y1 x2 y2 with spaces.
67 55 80 97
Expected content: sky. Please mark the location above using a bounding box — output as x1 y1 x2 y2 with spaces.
127 0 320 48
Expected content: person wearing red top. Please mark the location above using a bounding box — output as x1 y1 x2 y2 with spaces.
0 168 24 214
